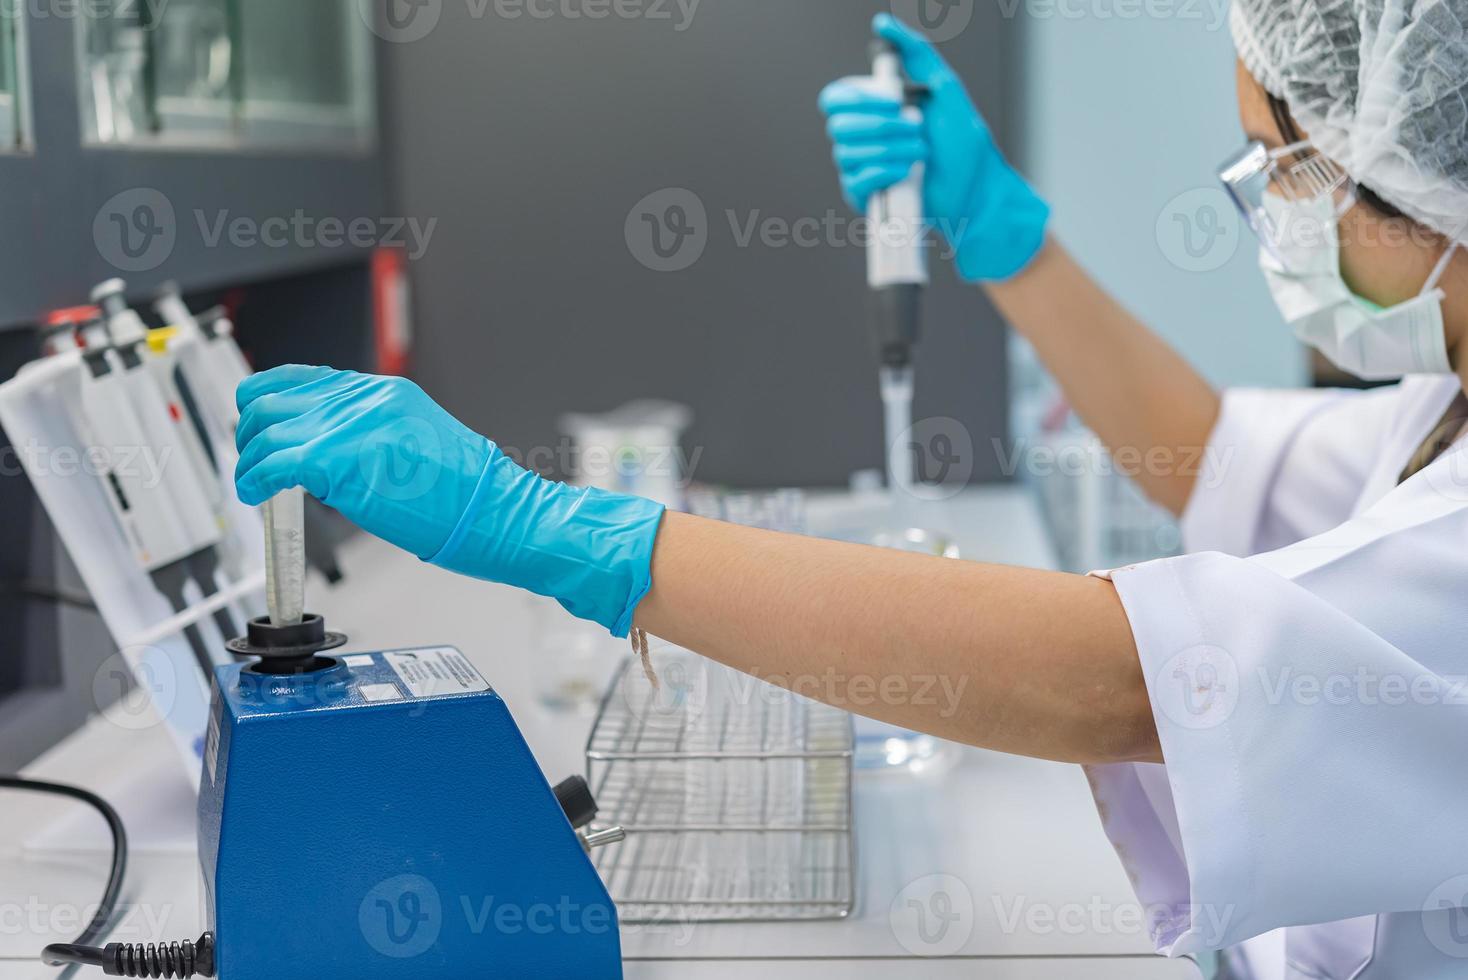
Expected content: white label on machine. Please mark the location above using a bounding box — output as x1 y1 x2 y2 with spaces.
359 684 403 703
384 648 489 699
204 696 222 786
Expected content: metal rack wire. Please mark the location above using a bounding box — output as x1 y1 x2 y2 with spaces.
586 649 856 923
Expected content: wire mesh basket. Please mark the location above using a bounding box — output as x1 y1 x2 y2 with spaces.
586 648 856 923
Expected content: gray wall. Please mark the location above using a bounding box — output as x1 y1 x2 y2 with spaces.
380 0 1019 488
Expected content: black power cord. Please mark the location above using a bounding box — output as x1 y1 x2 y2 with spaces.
0 777 214 978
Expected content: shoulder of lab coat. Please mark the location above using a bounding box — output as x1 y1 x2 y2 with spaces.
1178 383 1407 557
1086 380 1468 956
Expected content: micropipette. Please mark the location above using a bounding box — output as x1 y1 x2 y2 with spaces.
262 487 306 627
862 41 929 497
70 314 220 676
94 280 243 643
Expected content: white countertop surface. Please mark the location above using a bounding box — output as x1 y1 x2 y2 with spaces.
0 487 1198 978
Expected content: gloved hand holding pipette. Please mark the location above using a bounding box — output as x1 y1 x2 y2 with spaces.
235 366 664 637
818 14 1050 282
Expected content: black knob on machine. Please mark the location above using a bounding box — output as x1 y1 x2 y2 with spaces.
554 776 598 830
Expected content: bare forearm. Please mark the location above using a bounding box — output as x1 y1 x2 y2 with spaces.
987 239 1221 515
635 512 1160 766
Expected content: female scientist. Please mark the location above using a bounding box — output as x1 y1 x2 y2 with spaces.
233 2 1468 976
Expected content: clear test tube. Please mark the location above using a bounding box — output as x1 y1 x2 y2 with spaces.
262 487 306 627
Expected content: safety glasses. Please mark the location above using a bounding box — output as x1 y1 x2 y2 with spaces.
1217 139 1357 268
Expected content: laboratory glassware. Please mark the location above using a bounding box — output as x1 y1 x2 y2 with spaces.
851 526 957 773
688 488 808 535
262 488 306 627
561 401 693 511
529 597 625 713
1031 426 1182 574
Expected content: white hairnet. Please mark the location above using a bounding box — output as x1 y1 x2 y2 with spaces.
1231 0 1468 244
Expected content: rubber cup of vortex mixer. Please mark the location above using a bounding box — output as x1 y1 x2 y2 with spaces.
226 613 348 674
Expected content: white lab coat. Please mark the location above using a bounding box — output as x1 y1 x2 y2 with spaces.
1085 376 1468 980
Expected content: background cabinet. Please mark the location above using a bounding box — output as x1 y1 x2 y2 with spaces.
0 0 383 330
0 1 387 768
77 0 372 148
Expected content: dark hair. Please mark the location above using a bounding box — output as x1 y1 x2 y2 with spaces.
1268 93 1405 219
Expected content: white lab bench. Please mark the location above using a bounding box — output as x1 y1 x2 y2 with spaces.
1 488 1197 979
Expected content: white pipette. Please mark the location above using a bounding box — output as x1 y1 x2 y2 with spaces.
263 488 306 627
862 41 928 500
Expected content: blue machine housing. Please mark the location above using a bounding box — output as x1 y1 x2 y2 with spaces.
197 647 623 979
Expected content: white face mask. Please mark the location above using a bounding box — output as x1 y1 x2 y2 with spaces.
1258 192 1455 381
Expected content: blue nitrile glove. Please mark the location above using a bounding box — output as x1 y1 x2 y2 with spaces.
235 366 665 637
818 13 1050 282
